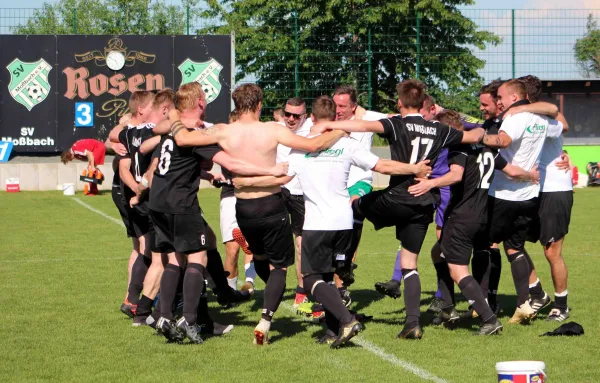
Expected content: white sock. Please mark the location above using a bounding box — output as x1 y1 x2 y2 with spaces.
529 278 540 289
227 276 238 290
555 290 568 297
245 262 256 283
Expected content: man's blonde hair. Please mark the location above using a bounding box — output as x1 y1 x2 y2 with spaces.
129 91 155 116
176 82 205 111
152 88 176 109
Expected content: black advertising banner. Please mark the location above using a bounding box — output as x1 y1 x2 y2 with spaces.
0 35 58 153
173 35 232 125
0 35 232 153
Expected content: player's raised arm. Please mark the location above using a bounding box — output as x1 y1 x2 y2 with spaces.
461 127 486 145
171 122 222 147
482 130 512 148
503 102 559 120
108 113 132 143
373 159 432 177
276 124 345 152
408 164 465 197
312 119 385 135
212 151 288 176
140 136 161 155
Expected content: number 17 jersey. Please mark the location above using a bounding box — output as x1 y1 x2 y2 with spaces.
378 114 463 205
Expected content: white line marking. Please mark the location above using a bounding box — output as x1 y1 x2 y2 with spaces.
72 197 125 227
0 257 129 264
74 196 448 383
279 301 448 383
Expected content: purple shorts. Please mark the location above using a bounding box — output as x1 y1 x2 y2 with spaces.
435 186 450 227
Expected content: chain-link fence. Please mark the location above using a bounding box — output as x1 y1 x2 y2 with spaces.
1 6 599 118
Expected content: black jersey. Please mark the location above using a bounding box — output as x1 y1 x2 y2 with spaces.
378 114 464 205
111 155 122 188
118 123 155 195
149 133 222 214
446 143 496 223
220 167 235 200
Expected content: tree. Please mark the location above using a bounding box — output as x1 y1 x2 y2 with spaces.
12 0 189 35
200 0 499 115
574 14 600 78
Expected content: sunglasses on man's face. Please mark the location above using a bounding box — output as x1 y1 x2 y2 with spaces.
284 111 305 119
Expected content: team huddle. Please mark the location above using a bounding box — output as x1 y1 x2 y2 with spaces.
106 75 572 347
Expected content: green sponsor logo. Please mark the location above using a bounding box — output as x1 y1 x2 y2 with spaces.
305 148 344 158
526 123 546 134
6 58 52 111
178 58 223 104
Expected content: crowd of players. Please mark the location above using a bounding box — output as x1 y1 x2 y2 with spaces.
104 74 572 347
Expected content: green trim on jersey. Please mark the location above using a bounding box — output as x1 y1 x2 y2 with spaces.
348 180 373 197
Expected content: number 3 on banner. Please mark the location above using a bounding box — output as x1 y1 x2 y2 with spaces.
75 102 94 127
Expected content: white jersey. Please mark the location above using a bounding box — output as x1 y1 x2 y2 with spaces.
287 136 379 231
489 112 563 201
347 110 388 187
540 135 572 192
276 119 313 195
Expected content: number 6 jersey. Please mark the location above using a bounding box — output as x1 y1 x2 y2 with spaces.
378 114 463 205
149 133 221 214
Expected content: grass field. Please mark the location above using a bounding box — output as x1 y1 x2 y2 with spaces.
1 188 598 382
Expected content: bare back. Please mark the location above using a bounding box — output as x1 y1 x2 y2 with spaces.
218 120 282 199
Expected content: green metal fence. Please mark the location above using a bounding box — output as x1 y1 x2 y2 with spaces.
1 6 599 116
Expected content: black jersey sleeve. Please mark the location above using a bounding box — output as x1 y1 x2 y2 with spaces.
118 129 129 156
193 144 223 161
494 152 508 170
151 141 162 161
439 124 464 149
377 117 399 143
448 148 468 168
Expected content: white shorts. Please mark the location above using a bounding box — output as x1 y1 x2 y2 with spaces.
220 196 239 243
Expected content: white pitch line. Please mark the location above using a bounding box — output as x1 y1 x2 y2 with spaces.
0 257 128 264
73 196 448 383
279 301 448 383
72 197 125 227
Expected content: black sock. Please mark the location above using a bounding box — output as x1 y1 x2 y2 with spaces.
488 248 502 306
458 276 496 324
507 252 530 306
183 263 206 325
160 264 181 321
529 279 545 300
324 308 340 335
472 250 491 297
254 259 271 283
402 268 421 326
127 254 151 305
312 282 354 325
296 285 306 295
197 281 212 326
137 295 154 316
433 261 455 308
554 291 568 310
345 219 364 260
262 268 286 321
206 249 228 293
151 296 161 321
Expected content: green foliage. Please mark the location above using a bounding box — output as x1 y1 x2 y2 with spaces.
574 14 600 78
12 0 187 35
200 0 499 116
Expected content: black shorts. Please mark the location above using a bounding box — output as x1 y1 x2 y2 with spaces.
282 187 305 237
149 210 208 254
440 218 489 265
356 189 434 254
124 199 152 238
487 196 538 251
235 193 295 268
112 187 134 238
301 230 352 275
530 191 573 245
